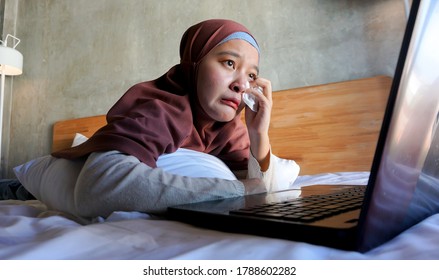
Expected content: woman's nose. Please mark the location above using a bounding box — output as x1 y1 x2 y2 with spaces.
230 77 250 94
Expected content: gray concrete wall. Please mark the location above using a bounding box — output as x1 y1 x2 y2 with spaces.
3 0 407 177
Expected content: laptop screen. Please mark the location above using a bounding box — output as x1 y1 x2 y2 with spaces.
358 0 439 252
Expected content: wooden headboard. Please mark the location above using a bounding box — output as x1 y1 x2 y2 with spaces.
52 75 392 175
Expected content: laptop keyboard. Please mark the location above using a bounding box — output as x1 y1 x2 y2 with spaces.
230 186 366 223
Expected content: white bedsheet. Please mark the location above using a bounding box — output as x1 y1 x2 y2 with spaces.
1 172 439 260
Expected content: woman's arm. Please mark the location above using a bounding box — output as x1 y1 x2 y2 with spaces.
244 77 273 171
73 151 266 218
239 77 279 192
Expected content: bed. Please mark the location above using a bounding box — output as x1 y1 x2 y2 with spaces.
2 75 439 260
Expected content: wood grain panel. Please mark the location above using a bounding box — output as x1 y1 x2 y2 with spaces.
267 75 392 174
52 115 106 153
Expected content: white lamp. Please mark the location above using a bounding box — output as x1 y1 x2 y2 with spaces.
0 34 23 175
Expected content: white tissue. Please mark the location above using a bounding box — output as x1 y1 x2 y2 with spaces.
243 86 262 112
243 92 258 112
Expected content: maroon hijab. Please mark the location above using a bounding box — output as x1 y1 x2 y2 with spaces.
53 19 258 170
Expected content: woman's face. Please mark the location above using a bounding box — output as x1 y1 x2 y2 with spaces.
196 39 259 122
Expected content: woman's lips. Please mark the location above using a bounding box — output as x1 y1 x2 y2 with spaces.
221 98 240 110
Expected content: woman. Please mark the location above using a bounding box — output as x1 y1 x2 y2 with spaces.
52 19 278 218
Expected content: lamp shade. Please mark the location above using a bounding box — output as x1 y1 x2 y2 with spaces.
0 45 23 76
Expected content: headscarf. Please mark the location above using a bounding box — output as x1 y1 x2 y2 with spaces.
52 19 259 170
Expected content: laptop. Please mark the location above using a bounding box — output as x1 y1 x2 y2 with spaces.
168 0 439 252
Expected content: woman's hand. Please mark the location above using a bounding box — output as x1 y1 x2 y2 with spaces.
244 77 273 171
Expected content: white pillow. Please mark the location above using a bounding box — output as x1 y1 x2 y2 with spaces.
12 150 238 215
13 135 240 214
71 133 89 147
13 134 94 214
157 148 238 180
14 133 300 214
13 156 83 214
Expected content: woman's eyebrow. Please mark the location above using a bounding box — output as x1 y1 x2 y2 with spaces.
216 51 259 74
216 50 240 58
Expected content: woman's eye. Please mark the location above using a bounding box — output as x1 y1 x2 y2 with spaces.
225 60 234 68
249 73 258 80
